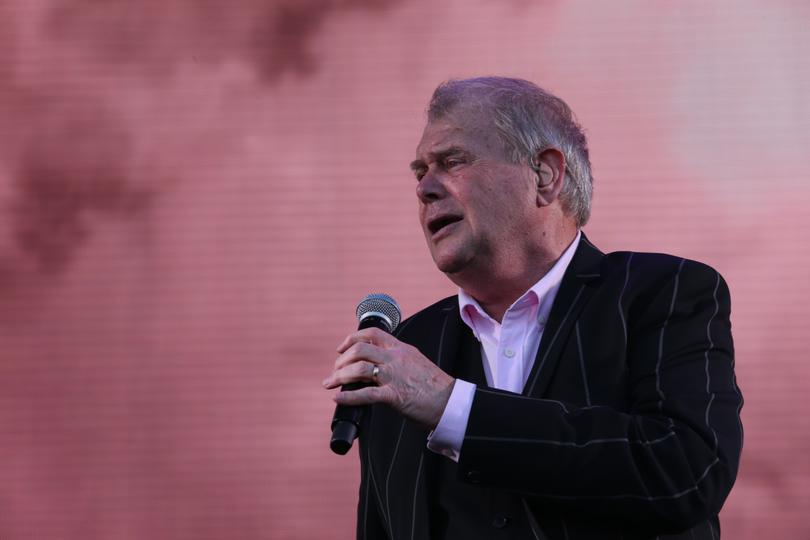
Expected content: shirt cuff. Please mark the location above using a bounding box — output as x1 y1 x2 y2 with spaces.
426 379 476 462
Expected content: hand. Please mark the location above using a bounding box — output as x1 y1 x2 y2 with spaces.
322 327 455 430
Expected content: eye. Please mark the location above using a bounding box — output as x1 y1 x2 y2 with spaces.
445 156 465 169
414 168 427 182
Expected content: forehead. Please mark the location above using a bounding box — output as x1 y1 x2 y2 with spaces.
414 110 502 160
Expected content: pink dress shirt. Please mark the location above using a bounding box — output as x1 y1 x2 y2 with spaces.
427 231 582 461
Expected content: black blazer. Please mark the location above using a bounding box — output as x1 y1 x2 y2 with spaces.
356 236 743 539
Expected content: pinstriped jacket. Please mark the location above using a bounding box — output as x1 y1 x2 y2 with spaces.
356 236 743 539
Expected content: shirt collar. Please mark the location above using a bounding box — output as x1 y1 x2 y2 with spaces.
458 230 582 336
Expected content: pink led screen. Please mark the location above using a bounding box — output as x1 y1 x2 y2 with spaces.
0 1 808 538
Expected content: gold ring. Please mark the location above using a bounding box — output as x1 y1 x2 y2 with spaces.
371 365 380 381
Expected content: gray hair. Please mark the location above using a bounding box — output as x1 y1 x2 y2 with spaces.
427 77 593 227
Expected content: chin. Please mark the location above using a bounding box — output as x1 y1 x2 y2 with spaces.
427 235 476 275
431 251 470 275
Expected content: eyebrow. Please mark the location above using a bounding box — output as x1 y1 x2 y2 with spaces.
409 146 467 172
408 159 424 172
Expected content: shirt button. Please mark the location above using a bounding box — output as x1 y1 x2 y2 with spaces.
504 349 515 358
492 514 509 529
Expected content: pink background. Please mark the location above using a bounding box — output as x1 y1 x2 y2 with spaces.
1 1 808 538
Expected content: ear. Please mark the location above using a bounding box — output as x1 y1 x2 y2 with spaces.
531 148 566 207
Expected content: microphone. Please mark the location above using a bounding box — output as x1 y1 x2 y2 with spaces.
330 293 402 455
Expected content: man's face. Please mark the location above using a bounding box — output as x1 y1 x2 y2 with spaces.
411 108 538 278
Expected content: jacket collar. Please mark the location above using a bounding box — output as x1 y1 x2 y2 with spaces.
434 231 605 395
523 231 604 397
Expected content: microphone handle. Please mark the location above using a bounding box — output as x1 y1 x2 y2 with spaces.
330 315 391 455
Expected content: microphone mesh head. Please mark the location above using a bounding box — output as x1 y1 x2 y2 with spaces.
356 293 401 332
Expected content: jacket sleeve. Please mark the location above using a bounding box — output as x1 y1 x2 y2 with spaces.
456 260 743 531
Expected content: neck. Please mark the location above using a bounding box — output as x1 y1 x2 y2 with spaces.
452 226 578 323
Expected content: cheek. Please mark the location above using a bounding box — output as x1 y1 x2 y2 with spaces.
472 184 509 219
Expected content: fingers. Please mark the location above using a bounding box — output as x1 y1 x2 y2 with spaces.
323 360 381 389
333 384 390 406
333 341 390 372
336 327 394 354
324 330 398 390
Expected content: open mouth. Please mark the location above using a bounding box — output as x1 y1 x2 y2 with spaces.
428 215 463 235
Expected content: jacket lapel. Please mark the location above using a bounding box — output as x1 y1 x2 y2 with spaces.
397 300 462 540
407 300 493 539
438 305 488 385
523 233 604 398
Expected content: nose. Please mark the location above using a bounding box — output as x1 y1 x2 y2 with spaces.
415 168 445 204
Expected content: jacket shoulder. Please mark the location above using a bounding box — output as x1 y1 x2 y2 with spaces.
601 250 725 283
393 295 457 342
598 250 730 324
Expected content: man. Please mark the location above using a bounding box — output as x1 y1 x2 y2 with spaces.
323 77 743 539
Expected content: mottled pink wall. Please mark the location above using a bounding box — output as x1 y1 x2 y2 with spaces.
0 1 808 538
